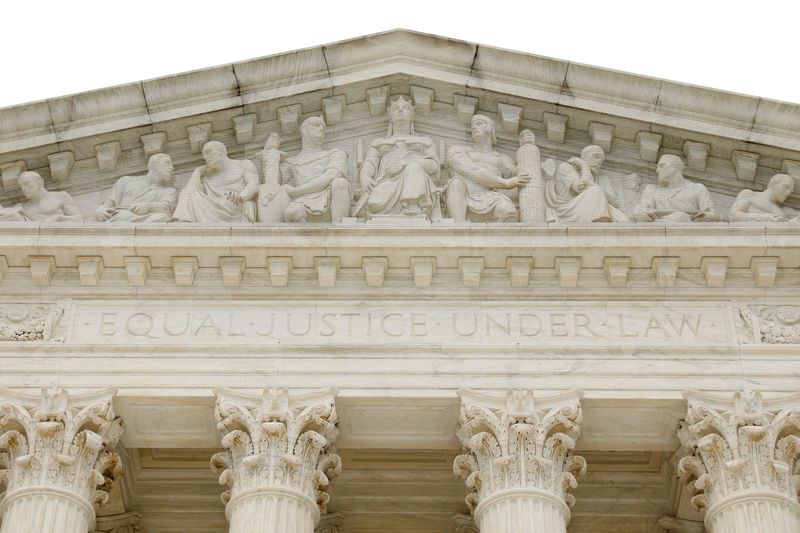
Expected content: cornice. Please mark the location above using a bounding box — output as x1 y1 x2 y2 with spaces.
0 223 796 294
1 29 799 157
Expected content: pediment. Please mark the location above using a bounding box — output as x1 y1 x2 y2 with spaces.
0 28 799 215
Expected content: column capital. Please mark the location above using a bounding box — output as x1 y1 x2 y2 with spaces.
0 387 124 532
211 388 341 517
678 389 800 512
453 389 585 512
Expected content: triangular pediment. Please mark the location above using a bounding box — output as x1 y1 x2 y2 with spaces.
0 29 798 215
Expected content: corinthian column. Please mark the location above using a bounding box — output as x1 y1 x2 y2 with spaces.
678 390 800 533
212 388 341 533
453 389 585 533
0 388 123 533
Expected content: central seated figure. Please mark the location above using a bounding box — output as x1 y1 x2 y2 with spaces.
354 96 440 219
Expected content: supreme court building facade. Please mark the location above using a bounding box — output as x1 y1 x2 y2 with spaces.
0 30 799 533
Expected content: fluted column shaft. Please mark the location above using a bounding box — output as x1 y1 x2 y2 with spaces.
0 388 123 533
705 492 799 533
679 390 800 533
0 489 93 533
453 389 585 533
212 388 341 533
226 488 317 533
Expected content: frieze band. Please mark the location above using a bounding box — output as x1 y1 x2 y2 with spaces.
0 97 796 226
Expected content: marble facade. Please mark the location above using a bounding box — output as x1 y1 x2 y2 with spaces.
1 29 800 532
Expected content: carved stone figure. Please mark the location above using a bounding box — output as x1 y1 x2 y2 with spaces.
94 154 177 223
0 171 82 222
173 141 258 223
258 117 350 223
445 115 529 222
545 145 628 223
632 154 719 223
354 96 440 219
728 173 797 222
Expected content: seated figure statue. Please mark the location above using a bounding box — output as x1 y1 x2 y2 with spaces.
93 153 177 222
445 114 530 222
632 154 719 223
258 117 350 223
0 171 82 222
173 141 258 223
545 145 628 223
728 173 797 222
354 96 440 219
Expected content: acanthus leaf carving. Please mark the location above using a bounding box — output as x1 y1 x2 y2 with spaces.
0 387 123 526
212 388 341 515
453 389 585 513
677 390 800 513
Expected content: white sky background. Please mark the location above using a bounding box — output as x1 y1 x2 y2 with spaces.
1 0 798 108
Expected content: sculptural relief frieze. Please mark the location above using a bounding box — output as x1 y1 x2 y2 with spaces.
738 304 800 344
0 93 797 227
0 301 68 342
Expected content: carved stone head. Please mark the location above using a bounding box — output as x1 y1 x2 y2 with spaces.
656 154 685 186
18 171 45 200
580 145 605 172
300 115 326 147
767 173 795 204
202 141 228 171
470 114 497 145
147 153 174 184
387 95 415 135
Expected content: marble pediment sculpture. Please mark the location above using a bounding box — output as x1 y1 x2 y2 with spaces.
0 31 797 230
445 114 530 222
545 145 629 223
93 154 177 223
258 116 351 223
632 154 719 223
173 141 259 223
353 96 441 220
0 171 82 222
728 173 798 222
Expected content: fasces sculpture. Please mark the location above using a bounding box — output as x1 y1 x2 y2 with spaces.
0 171 82 222
258 117 351 223
728 173 797 222
354 96 440 219
173 141 259 223
93 154 177 223
545 145 628 223
632 154 719 223
445 115 529 222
